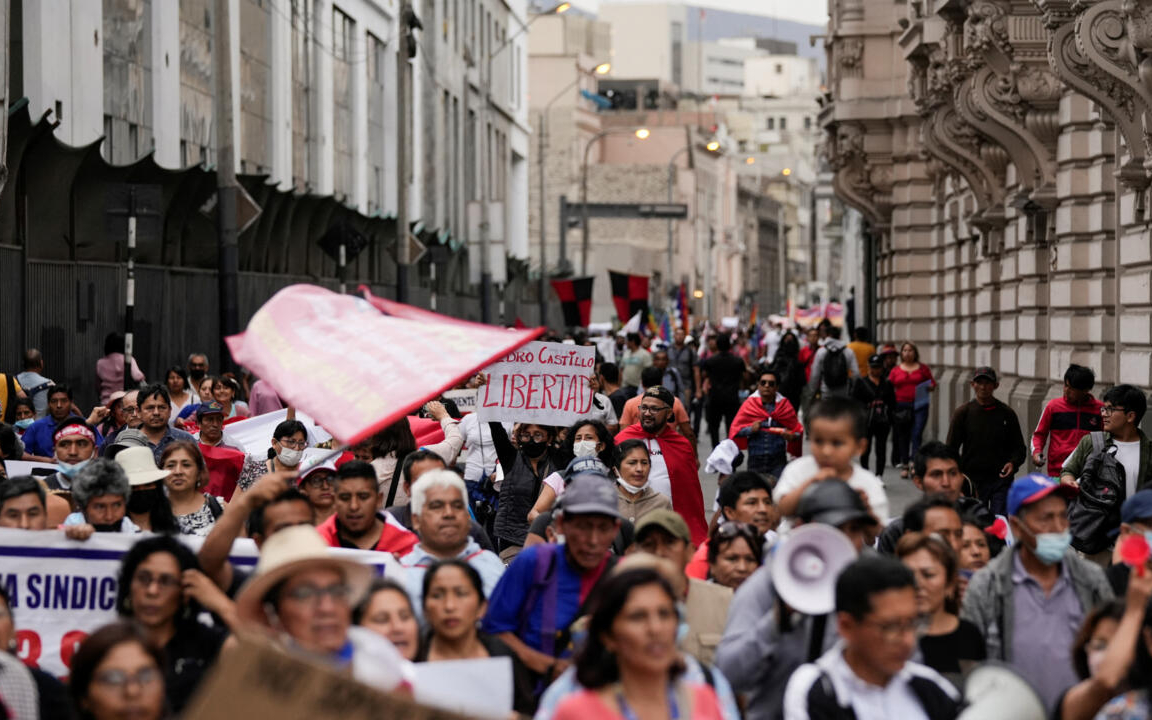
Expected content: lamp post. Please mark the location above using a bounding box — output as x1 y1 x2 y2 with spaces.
536 60 609 324
480 2 569 324
579 126 650 275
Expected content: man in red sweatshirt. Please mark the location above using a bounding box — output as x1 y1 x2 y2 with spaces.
316 460 418 555
1031 364 1103 477
616 385 707 544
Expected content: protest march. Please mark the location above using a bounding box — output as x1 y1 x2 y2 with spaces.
1 283 1151 720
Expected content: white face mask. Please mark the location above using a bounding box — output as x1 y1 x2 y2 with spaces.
573 440 599 458
616 476 648 494
277 447 303 467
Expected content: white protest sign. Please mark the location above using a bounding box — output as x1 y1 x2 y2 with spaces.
224 409 333 457
0 529 400 678
3 460 57 476
476 341 596 426
441 388 478 415
413 657 513 719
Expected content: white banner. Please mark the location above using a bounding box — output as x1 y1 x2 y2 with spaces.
441 389 478 415
475 341 596 427
222 408 334 457
0 528 400 677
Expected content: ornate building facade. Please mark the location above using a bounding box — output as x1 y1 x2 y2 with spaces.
821 0 1152 438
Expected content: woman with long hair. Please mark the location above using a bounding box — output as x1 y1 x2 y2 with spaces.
895 532 985 682
528 419 612 522
115 536 235 713
353 578 421 662
490 420 564 559
416 560 534 714
613 439 672 525
69 622 167 720
889 341 936 476
160 441 224 536
553 568 726 719
164 366 193 424
211 376 248 419
370 401 463 507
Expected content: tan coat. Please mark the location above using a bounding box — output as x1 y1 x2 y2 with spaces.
681 578 732 666
615 484 672 525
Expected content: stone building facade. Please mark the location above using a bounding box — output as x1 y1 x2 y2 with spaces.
821 0 1152 441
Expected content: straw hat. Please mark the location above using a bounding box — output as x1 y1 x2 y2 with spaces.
235 525 374 626
113 446 171 486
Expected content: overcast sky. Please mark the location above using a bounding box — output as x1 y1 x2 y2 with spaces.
572 0 830 26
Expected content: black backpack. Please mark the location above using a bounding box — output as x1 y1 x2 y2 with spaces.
1069 432 1126 554
822 346 849 389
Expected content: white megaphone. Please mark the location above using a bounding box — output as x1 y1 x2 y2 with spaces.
769 524 856 615
959 662 1046 720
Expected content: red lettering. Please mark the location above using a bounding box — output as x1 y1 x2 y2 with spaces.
509 374 527 408
564 376 581 411
541 374 557 409
578 386 594 414
525 374 539 410
60 629 88 671
480 373 499 407
14 630 40 669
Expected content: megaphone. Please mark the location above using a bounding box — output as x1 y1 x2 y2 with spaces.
770 524 856 615
959 662 1046 720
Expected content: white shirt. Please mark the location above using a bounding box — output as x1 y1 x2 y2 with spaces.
784 642 958 720
773 455 889 525
636 436 672 499
459 414 498 482
586 392 619 427
1114 439 1141 497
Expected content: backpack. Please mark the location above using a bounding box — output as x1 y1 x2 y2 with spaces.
1069 432 1126 554
822 346 849 389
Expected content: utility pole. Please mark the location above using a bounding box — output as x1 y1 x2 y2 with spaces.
125 193 137 391
213 0 239 370
478 52 493 323
537 112 547 325
396 2 413 303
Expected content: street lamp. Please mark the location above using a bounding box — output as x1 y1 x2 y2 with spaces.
705 140 720 152
579 126 649 275
479 1 569 324
782 167 792 176
536 58 611 325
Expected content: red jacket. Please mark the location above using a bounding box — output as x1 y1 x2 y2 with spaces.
729 393 803 451
615 422 707 545
316 511 419 556
1032 395 1104 476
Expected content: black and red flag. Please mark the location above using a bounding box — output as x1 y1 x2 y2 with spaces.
609 271 650 324
550 277 594 328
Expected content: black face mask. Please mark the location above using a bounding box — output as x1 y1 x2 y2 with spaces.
521 440 548 458
92 522 122 533
189 369 206 383
127 488 160 515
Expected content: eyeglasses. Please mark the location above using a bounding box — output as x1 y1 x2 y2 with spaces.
862 616 921 641
638 404 670 415
283 582 352 605
93 667 160 692
277 438 308 450
715 520 757 540
758 379 778 387
1101 406 1127 416
517 432 548 443
132 570 181 590
305 474 334 488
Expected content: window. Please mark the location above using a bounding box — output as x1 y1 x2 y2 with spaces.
332 8 353 61
766 117 774 130
775 63 783 74
779 117 787 130
804 116 812 129
670 22 683 86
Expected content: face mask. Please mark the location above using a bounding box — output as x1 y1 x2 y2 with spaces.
127 488 160 515
1032 530 1072 565
521 440 548 458
1087 648 1107 677
57 459 91 479
616 476 648 495
277 447 303 467
92 522 122 533
189 370 206 383
14 418 33 430
573 440 598 458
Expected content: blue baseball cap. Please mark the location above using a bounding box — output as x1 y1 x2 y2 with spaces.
1007 473 1079 517
1121 489 1152 525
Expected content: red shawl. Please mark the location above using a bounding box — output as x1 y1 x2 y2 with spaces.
615 422 707 544
729 394 803 454
199 443 246 501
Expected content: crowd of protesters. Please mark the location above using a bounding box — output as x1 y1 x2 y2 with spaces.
0 319 1150 720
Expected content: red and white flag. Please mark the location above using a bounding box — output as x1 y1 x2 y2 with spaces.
226 284 542 445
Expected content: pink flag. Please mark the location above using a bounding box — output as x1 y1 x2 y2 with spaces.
226 284 543 444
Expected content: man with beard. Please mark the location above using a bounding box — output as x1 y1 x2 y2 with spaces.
315 460 418 554
616 386 706 544
63 458 139 533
